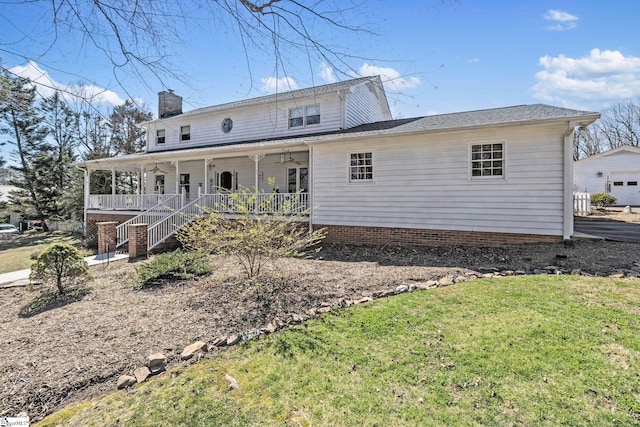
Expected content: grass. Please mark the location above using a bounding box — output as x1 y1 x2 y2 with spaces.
38 275 640 426
0 231 84 274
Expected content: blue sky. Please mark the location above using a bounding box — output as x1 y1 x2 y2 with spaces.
1 0 639 126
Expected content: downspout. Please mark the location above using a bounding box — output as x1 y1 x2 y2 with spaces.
563 121 578 244
308 144 314 232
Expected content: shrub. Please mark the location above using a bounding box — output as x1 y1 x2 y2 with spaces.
591 192 617 208
30 243 92 295
177 188 325 280
135 249 211 288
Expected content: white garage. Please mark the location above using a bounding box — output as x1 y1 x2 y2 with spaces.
574 146 640 206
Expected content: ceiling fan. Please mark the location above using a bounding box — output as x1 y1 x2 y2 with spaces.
149 163 167 174
276 151 303 165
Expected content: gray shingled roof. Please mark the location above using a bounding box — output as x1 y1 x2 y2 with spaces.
154 76 378 122
318 104 600 138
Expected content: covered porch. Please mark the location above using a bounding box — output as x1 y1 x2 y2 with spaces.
80 148 311 216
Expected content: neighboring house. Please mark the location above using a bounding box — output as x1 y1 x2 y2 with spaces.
0 185 20 225
574 146 640 206
76 76 600 251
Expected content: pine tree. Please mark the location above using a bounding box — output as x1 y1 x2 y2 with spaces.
0 69 52 227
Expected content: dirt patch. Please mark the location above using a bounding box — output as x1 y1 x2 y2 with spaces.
1 240 639 422
576 207 640 223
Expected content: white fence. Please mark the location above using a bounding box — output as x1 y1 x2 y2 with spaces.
573 192 591 216
48 220 85 233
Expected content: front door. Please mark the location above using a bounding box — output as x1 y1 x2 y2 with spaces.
180 174 190 199
287 167 308 193
154 175 165 194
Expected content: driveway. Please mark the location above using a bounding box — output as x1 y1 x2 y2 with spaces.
574 218 640 243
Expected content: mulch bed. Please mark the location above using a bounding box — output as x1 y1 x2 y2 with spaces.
1 240 639 422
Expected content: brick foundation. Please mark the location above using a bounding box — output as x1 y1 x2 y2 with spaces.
86 213 137 249
316 224 562 246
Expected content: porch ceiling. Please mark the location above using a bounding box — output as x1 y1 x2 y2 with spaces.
77 141 310 170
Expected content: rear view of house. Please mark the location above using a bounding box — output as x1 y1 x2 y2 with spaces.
77 76 599 251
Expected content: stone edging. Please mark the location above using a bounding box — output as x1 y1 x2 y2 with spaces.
116 265 640 389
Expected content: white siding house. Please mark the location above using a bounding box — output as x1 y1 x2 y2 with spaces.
574 146 640 206
77 76 600 250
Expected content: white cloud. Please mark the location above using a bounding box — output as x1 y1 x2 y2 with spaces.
9 61 125 106
352 63 422 92
260 76 299 94
467 58 480 63
531 49 640 107
544 9 578 31
319 62 337 83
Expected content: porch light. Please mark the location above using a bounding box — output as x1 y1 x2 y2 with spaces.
596 172 603 177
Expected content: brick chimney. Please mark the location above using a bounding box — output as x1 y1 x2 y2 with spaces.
158 90 183 118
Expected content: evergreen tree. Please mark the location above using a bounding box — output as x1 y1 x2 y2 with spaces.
108 100 152 194
0 69 52 227
40 92 84 220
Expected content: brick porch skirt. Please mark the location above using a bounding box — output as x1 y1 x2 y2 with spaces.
86 213 137 248
316 224 562 246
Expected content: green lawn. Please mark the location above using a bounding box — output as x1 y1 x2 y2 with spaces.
0 232 84 274
39 275 640 426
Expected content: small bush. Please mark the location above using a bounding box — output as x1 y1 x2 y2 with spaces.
135 249 211 289
591 192 617 208
30 243 92 295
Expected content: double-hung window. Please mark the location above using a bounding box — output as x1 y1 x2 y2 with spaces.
471 143 504 178
289 104 320 128
180 125 191 141
349 152 373 182
156 129 165 144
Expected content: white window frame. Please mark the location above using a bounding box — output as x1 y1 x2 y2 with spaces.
469 141 506 180
156 129 165 145
289 104 320 128
180 125 191 141
349 151 374 183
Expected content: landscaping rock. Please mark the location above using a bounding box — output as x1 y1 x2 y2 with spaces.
149 363 166 375
181 341 208 360
134 366 151 383
242 329 261 341
608 272 625 279
261 322 278 334
395 285 409 294
439 276 455 286
317 306 332 313
212 336 227 347
117 375 136 389
146 353 167 368
226 334 241 346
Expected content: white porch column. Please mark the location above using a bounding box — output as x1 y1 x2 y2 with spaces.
204 159 209 194
174 161 180 195
84 168 90 228
249 154 265 213
111 167 116 195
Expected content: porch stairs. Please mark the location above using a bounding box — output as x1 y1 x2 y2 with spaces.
116 192 311 252
146 194 223 250
115 195 182 250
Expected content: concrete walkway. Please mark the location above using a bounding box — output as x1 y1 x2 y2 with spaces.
0 252 129 288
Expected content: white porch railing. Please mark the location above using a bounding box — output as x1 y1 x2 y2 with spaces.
115 194 181 248
573 192 591 215
88 194 178 210
146 192 309 250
